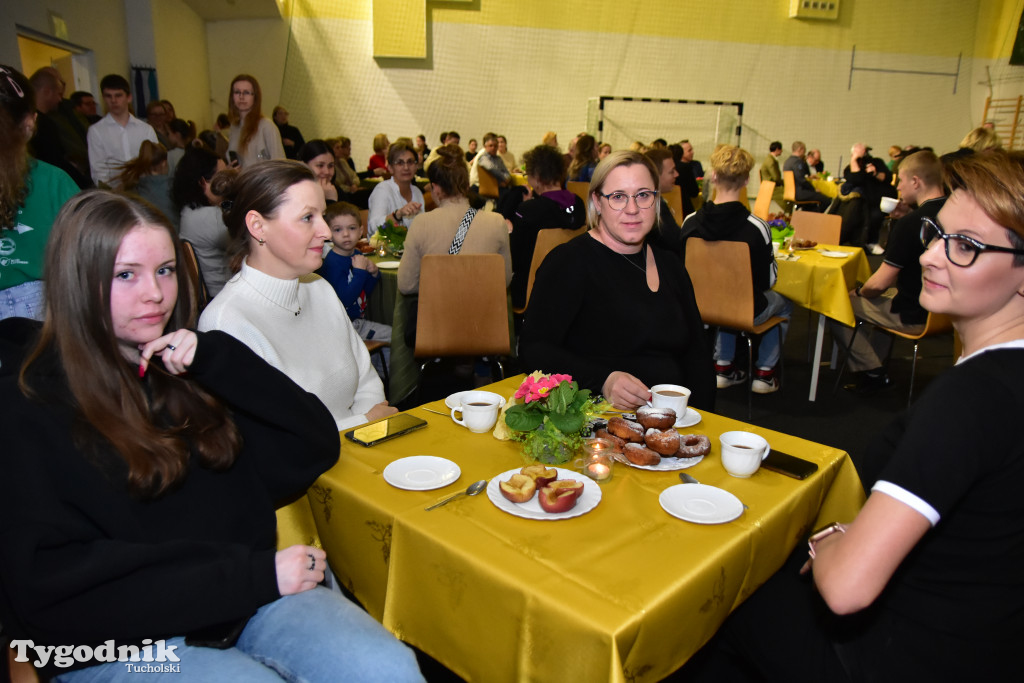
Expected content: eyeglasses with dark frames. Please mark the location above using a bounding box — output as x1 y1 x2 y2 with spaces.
599 190 659 211
920 216 1024 267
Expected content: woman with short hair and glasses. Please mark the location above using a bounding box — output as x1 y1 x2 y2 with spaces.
686 149 1024 682
519 150 714 410
367 139 424 237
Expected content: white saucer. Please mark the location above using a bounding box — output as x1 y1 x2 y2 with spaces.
376 260 401 269
383 456 461 491
659 484 744 524
675 408 702 428
818 249 848 259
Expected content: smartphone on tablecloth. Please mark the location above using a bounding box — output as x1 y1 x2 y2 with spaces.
762 450 818 480
345 413 427 447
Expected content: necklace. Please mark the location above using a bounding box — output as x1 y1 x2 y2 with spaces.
240 274 302 316
619 244 647 275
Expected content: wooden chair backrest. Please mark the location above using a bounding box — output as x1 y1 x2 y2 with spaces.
566 181 590 204
663 186 684 224
415 254 511 358
782 170 798 203
887 311 954 341
422 189 436 212
791 211 842 244
179 239 208 311
477 166 500 199
753 180 776 220
521 227 588 311
359 209 369 238
684 238 756 330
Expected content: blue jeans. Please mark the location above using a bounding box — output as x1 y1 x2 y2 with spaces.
714 290 793 370
0 280 46 321
55 588 425 682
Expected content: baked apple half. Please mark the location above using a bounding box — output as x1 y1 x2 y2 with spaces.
520 464 558 489
499 474 537 503
538 479 584 512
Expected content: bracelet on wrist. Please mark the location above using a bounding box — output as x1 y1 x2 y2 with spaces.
807 522 848 559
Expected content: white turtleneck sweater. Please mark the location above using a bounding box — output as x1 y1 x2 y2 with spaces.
198 259 385 430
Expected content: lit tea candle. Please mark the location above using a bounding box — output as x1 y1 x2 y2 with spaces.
587 462 611 482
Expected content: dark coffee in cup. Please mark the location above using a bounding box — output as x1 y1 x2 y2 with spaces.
655 390 685 397
467 402 494 407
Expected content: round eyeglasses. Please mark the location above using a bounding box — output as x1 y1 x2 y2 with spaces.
599 190 659 211
920 216 1024 267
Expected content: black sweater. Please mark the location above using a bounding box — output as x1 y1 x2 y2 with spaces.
519 234 715 410
0 324 339 674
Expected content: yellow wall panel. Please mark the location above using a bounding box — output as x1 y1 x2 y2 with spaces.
373 0 427 58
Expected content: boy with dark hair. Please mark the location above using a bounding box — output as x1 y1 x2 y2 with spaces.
316 202 391 375
86 73 157 187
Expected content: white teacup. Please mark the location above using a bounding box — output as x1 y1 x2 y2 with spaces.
719 431 770 478
879 196 899 214
450 391 503 433
649 384 690 421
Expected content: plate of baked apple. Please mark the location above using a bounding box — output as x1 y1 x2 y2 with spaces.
487 465 601 520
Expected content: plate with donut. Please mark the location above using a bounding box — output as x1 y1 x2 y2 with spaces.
597 411 711 471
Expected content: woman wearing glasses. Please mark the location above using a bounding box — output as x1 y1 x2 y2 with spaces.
367 139 424 237
226 74 284 168
688 150 1024 682
519 150 714 410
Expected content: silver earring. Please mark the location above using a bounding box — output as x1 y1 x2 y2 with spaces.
257 237 266 245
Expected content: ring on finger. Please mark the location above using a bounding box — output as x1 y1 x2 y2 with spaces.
307 553 316 571
166 344 177 351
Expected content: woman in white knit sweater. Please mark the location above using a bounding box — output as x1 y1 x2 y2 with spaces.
198 160 395 430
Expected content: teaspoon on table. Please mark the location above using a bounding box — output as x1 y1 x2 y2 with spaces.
425 479 487 511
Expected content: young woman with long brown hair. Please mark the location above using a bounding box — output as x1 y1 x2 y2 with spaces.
0 190 424 682
226 74 284 168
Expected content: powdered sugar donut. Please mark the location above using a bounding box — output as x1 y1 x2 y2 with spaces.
636 406 676 430
624 442 661 466
644 428 680 455
607 416 644 443
675 434 711 458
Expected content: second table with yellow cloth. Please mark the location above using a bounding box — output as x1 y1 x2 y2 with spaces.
308 375 865 683
775 246 872 401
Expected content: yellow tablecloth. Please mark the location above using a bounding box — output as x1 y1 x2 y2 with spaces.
774 247 871 327
309 376 865 682
811 178 840 198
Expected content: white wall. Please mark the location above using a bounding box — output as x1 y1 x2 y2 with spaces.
205 18 291 127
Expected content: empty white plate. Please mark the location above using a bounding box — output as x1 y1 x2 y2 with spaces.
818 250 848 259
660 484 744 524
376 260 401 269
383 456 461 491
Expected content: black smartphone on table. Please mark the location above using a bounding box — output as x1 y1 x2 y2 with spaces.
762 450 818 480
345 413 428 447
